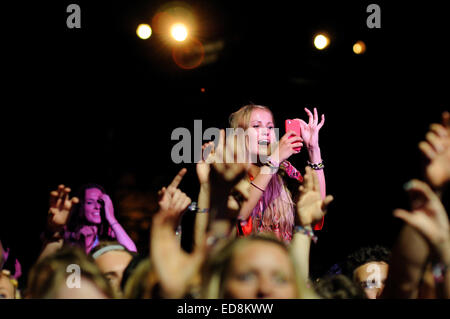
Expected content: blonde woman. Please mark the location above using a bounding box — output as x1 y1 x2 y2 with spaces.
195 104 327 243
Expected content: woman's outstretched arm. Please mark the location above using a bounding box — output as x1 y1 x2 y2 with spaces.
299 107 326 229
37 185 79 262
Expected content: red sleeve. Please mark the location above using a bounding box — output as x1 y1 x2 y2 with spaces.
237 216 253 236
313 216 324 230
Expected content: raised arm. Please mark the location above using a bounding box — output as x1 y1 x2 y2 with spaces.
391 180 450 298
151 168 205 298
299 108 326 230
419 111 450 195
290 166 333 280
209 130 250 239
101 194 137 253
37 184 79 263
193 142 214 250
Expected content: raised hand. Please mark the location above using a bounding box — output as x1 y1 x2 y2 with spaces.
196 141 215 185
419 111 450 189
100 194 116 225
48 184 79 232
158 167 189 214
151 169 204 298
210 129 250 188
298 107 325 150
393 179 450 259
296 166 333 226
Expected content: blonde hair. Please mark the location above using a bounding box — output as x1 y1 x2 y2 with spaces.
229 104 295 241
122 259 159 299
229 104 273 130
202 234 318 299
26 246 115 299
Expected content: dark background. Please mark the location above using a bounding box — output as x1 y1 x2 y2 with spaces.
1 0 449 285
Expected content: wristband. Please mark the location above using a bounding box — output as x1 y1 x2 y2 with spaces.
263 156 280 173
189 201 209 213
307 160 324 170
294 225 318 243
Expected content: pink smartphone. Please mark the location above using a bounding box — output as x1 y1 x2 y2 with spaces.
285 119 302 152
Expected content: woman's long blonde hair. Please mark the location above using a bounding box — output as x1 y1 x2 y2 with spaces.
229 104 295 241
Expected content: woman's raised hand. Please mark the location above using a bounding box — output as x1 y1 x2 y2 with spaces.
393 179 450 259
158 168 191 216
298 107 325 150
196 141 215 185
210 129 250 190
47 184 79 232
100 194 116 225
419 111 450 189
296 166 333 226
272 130 303 163
152 169 204 298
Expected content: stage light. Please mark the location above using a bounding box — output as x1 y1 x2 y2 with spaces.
136 24 152 40
353 40 366 54
171 23 188 42
314 34 329 50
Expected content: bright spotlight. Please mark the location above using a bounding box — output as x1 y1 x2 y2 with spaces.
171 23 188 42
136 24 152 40
314 34 330 50
353 40 366 54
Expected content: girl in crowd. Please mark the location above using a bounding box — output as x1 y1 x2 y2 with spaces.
196 104 327 242
39 183 136 261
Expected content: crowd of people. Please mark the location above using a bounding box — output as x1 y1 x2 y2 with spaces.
0 106 449 299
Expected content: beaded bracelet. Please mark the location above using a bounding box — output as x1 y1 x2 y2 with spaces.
307 160 325 170
294 225 318 243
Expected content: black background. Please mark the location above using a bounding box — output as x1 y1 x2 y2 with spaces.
1 0 449 286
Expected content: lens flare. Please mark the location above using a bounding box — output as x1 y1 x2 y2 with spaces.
171 23 188 42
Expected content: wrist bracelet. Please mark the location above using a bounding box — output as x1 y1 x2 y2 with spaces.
307 160 324 170
432 262 449 284
251 182 265 192
189 201 209 213
263 156 280 173
294 225 318 243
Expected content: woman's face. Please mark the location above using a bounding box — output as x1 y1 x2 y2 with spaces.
224 241 297 299
53 276 108 299
247 109 276 158
0 275 15 299
84 188 103 224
